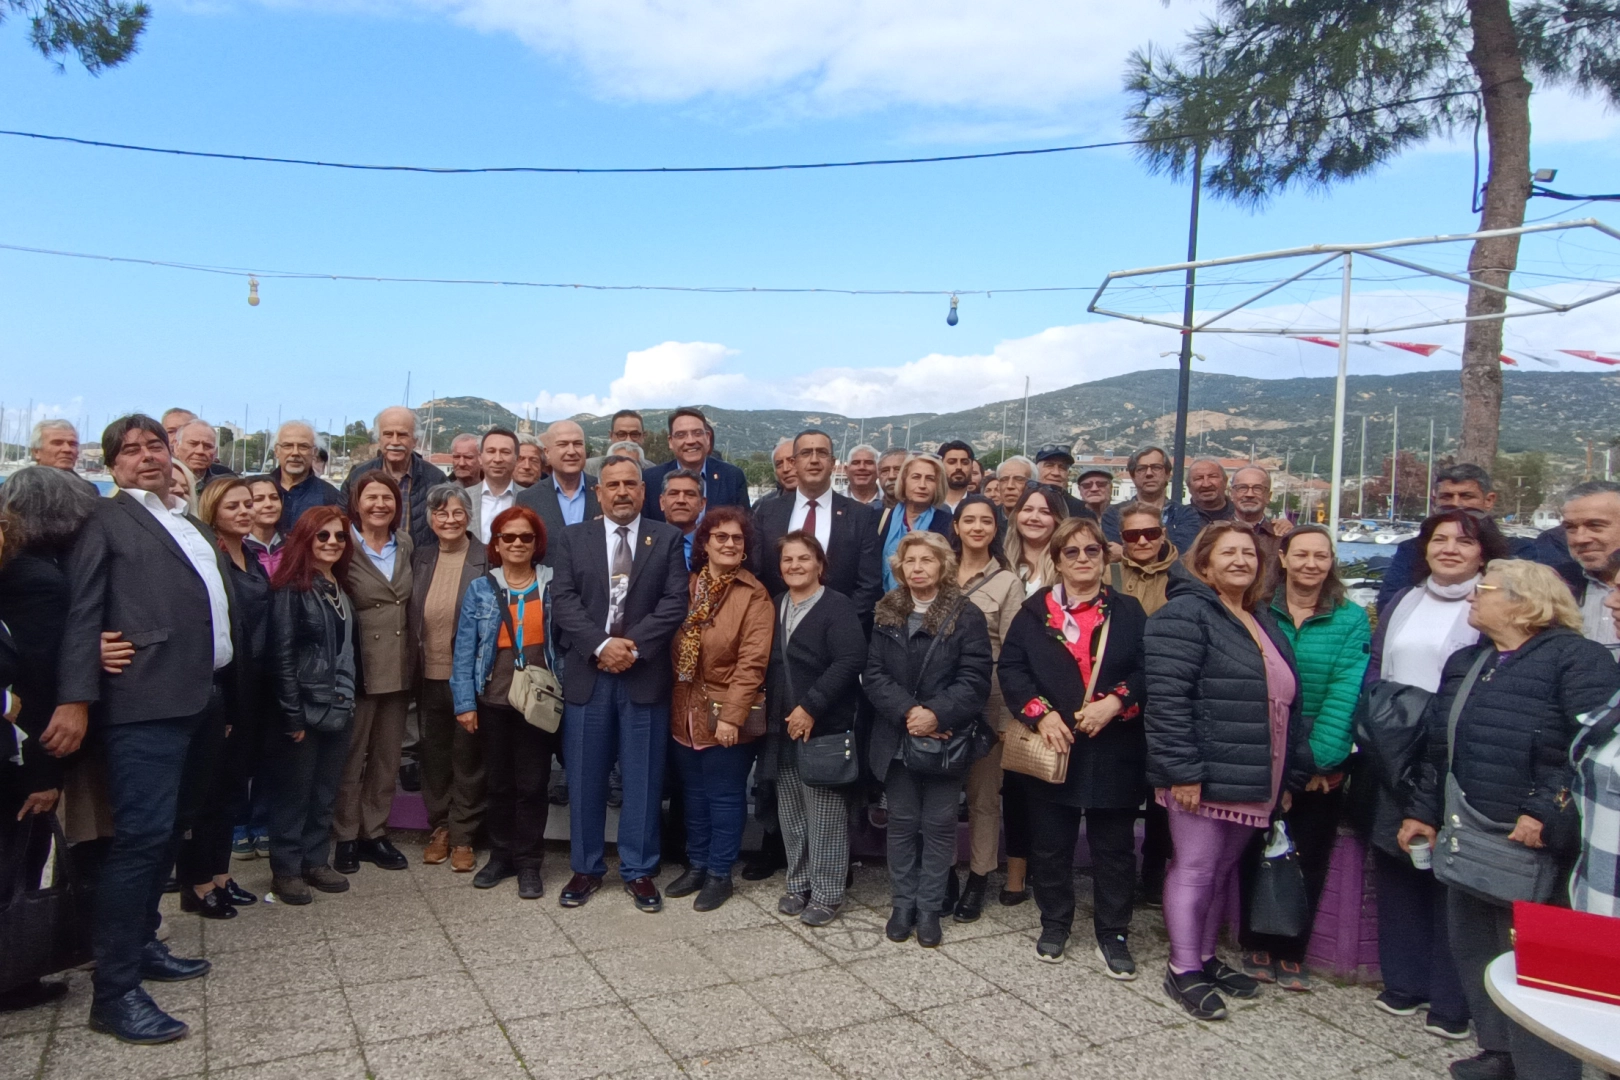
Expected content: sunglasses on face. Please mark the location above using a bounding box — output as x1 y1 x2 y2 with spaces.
1061 544 1104 562
314 531 348 544
710 532 745 547
497 532 536 544
1121 527 1164 544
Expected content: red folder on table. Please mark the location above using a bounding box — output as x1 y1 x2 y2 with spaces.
1513 901 1620 1006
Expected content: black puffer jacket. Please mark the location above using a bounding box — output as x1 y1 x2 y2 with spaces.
270 578 361 734
863 578 992 784
1408 627 1620 829
1144 564 1312 803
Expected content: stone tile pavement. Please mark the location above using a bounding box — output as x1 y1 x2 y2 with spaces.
2 833 1483 1080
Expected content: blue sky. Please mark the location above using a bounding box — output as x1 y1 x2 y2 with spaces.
2 0 1617 441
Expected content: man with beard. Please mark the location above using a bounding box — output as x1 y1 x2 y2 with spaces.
1229 465 1288 568
270 420 343 533
939 440 976 513
1076 466 1114 523
342 407 446 551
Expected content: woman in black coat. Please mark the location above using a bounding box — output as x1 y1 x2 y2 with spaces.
1402 560 1620 1080
998 517 1147 973
760 531 866 927
865 530 992 949
1144 521 1311 1022
265 506 361 906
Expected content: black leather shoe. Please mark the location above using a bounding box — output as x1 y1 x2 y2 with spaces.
665 867 706 898
89 987 188 1045
139 940 210 983
740 849 787 881
357 837 408 870
161 873 179 894
474 857 516 889
222 879 258 906
333 841 360 875
517 866 545 900
916 911 943 948
954 872 987 923
886 907 917 943
692 875 732 912
179 886 237 920
1449 1051 1515 1080
625 876 663 913
559 873 603 908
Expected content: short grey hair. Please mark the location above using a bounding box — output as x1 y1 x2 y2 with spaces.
178 418 217 445
373 407 421 440
608 440 645 464
0 465 99 552
1566 480 1620 502
661 467 704 494
878 446 909 464
276 419 318 446
29 419 77 452
425 482 473 517
999 454 1035 476
772 438 794 457
450 433 480 451
516 432 542 449
848 443 879 462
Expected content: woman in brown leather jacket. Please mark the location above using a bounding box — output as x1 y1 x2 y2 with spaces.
665 506 775 912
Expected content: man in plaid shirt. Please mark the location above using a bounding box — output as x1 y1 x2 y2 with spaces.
1571 582 1620 916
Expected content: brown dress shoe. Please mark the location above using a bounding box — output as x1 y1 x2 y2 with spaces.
423 827 450 865
624 875 663 913
450 845 475 872
559 873 604 908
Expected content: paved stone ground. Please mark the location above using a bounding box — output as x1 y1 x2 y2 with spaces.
3 832 1482 1080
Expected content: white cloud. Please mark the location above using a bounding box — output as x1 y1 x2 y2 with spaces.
1530 86 1620 148
512 339 748 416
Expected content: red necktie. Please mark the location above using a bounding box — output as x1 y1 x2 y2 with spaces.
803 498 818 539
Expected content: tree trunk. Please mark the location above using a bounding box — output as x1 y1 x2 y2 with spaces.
1458 0 1533 467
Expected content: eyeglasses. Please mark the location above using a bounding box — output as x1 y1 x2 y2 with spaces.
1132 463 1166 474
1061 544 1104 562
1473 583 1501 594
1232 484 1268 495
497 532 536 544
710 532 746 547
1121 527 1164 544
314 530 348 544
430 509 468 521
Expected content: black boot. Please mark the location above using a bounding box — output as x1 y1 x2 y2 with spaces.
943 868 961 913
885 906 917 942
916 911 943 948
1448 1052 1515 1080
954 872 988 923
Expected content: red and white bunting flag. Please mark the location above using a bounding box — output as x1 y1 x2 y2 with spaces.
1560 350 1620 366
1290 335 1342 348
1379 341 1445 357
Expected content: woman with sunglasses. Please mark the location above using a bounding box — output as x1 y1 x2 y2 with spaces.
997 517 1148 973
265 506 360 904
1236 525 1371 992
665 506 774 912
1113 502 1178 617
1005 484 1069 596
450 505 557 897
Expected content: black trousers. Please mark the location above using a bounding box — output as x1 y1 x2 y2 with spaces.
1372 848 1470 1024
1238 786 1344 963
1003 773 1031 861
1140 801 1172 885
479 702 554 869
265 722 353 881
1028 798 1137 938
176 703 263 888
884 763 963 915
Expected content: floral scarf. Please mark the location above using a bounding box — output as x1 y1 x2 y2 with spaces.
674 564 738 683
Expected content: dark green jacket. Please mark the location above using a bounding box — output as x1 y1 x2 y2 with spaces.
1268 594 1371 770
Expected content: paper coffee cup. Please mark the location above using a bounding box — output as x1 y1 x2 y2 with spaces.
1408 837 1432 870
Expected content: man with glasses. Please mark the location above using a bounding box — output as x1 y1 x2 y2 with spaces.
1229 465 1288 567
270 420 343 533
1035 445 1089 519
586 409 648 474
1102 447 1171 547
1077 466 1114 523
996 455 1036 519
642 407 750 522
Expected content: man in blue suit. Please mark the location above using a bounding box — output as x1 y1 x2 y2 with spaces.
642 407 750 522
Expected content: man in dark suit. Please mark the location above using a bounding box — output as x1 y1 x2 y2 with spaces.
50 415 238 1044
752 429 882 620
548 455 690 912
642 406 750 521
515 420 601 564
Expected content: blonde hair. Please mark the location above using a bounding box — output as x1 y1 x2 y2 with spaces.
888 529 957 590
198 475 253 529
898 453 947 510
1005 484 1068 588
1483 558 1583 633
169 460 199 516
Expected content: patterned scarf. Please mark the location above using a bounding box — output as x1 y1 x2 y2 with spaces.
675 564 738 683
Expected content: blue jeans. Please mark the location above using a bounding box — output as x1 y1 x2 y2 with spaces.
671 740 754 878
93 709 209 1005
563 673 667 881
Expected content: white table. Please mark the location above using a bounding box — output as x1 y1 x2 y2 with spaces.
1485 952 1620 1074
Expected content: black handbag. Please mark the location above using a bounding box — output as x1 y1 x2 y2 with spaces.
777 602 859 789
898 601 987 780
1248 822 1311 938
0 812 90 994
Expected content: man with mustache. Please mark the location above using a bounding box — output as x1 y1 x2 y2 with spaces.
342 407 447 551
939 440 976 513
270 420 343 534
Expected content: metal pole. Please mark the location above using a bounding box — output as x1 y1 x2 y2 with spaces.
1390 403 1398 521
1000 403 1007 455
1425 418 1435 517
1021 377 1030 455
1357 415 1367 517
1283 449 1291 516
1170 142 1204 509
1328 251 1352 536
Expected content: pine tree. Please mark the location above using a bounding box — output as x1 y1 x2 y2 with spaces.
5 0 149 73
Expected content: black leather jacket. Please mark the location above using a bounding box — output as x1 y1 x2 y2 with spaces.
270 578 360 734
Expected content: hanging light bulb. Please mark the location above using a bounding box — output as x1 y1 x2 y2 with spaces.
247 277 260 307
946 294 959 326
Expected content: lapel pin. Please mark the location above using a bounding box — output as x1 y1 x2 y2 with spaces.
644 535 652 546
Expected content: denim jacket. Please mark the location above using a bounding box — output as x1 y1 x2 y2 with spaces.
450 565 559 715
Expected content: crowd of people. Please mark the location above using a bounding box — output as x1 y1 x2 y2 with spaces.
1 406 1618 1080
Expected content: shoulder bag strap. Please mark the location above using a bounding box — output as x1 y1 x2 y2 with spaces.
1084 617 1112 702
491 577 525 671
777 598 798 707
1445 649 1495 769
909 599 958 696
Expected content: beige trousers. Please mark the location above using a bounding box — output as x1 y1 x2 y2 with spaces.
964 740 1005 876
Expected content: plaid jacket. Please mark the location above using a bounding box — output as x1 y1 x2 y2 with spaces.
1570 689 1620 916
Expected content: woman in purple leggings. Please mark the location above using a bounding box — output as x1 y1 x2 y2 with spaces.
1143 522 1312 1021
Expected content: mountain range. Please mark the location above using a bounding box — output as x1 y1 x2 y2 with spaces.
416 369 1617 464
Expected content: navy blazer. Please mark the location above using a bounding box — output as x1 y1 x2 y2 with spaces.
642 457 751 521
752 490 882 622
514 475 601 566
547 516 690 706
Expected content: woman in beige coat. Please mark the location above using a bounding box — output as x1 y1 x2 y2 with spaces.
1112 502 1179 617
951 494 1029 920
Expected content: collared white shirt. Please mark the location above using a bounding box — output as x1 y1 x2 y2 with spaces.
788 487 833 553
353 526 398 580
476 478 516 544
1582 573 1618 660
601 514 643 636
128 488 234 670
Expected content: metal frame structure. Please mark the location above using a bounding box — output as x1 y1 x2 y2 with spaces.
1086 218 1620 534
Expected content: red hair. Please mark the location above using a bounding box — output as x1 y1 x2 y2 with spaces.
272 506 355 591
486 505 547 567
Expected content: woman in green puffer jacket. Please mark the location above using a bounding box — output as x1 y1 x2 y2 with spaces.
1238 524 1371 991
